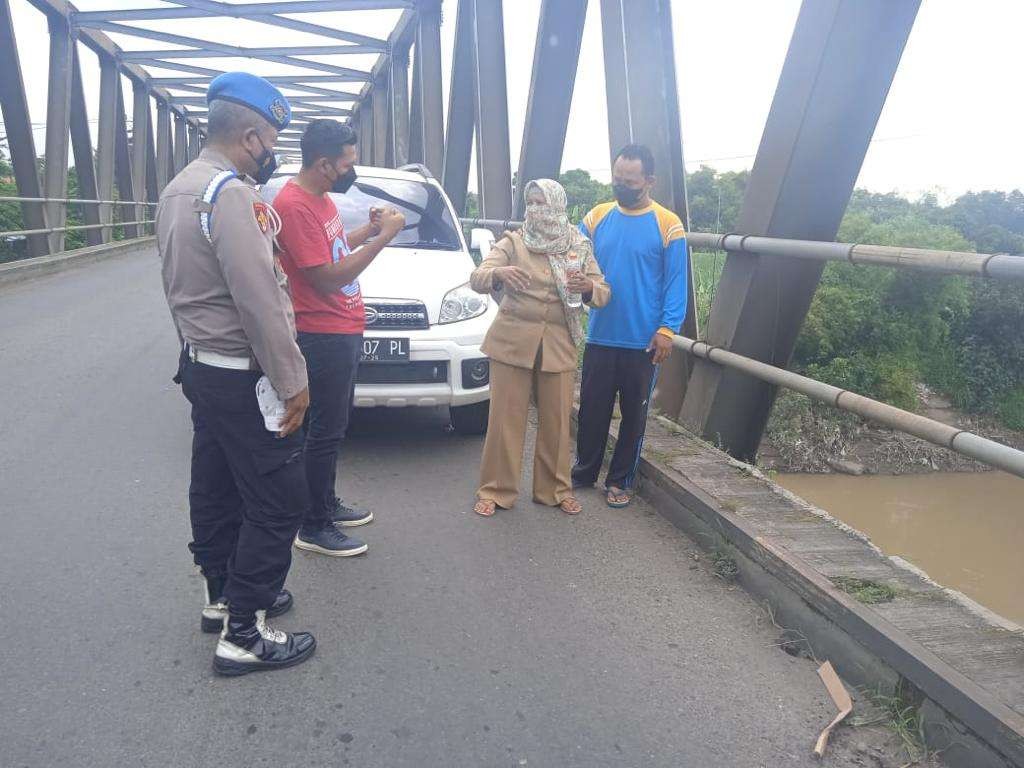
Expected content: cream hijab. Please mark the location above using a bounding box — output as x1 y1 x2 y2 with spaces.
520 179 592 346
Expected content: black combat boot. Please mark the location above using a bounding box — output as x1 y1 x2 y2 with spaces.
213 609 316 676
200 579 294 634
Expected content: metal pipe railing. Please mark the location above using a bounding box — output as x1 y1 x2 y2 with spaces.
459 219 1024 282
672 335 1024 479
1 221 155 238
461 217 523 231
686 232 1024 282
0 196 157 207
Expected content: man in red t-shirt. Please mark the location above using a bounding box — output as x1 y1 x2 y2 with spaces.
274 119 405 557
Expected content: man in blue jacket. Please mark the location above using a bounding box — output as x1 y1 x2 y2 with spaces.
572 144 689 507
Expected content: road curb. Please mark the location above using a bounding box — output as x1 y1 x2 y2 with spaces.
0 237 156 288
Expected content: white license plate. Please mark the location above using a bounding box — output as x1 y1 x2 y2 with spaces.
360 337 409 363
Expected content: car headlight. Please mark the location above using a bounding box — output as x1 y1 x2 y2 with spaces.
439 282 488 324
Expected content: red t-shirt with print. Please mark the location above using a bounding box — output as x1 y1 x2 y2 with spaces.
273 179 365 334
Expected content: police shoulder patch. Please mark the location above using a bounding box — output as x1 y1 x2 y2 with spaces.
253 201 271 233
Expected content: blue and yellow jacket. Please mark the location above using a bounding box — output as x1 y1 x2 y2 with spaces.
579 200 688 350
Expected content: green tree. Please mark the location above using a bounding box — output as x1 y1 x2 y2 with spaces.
558 169 612 223
686 165 747 232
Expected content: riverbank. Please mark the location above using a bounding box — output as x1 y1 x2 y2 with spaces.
758 387 1024 475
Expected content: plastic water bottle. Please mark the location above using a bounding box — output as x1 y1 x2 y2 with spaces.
565 256 583 308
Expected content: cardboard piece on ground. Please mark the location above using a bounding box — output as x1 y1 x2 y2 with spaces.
814 660 854 758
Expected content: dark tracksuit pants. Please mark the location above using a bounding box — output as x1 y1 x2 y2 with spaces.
572 343 658 491
297 331 363 530
179 351 308 615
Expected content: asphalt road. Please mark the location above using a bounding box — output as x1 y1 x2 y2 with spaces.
1 250 873 767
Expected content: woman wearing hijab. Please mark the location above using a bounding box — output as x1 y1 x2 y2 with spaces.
469 179 610 517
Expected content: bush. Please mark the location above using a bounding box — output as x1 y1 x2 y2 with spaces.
998 387 1024 431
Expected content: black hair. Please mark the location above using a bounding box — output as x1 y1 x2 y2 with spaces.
300 119 358 168
615 143 655 177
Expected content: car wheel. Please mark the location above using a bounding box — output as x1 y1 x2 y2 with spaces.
450 400 489 435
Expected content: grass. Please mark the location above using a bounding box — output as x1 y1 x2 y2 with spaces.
710 547 739 582
852 682 929 763
831 576 898 605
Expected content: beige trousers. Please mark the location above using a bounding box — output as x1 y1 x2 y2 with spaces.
477 358 575 508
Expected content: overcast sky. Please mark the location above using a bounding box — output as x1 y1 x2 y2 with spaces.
4 0 1023 202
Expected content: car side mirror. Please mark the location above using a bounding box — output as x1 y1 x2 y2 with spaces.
470 227 496 265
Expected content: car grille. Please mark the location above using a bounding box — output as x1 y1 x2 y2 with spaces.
364 301 429 330
356 361 448 385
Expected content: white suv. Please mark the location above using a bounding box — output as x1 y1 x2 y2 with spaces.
263 164 498 434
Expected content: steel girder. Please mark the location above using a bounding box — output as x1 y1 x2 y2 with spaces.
599 0 697 419
471 0 513 219
0 0 48 256
513 0 588 219
96 56 118 243
441 0 476 214
410 0 444 176
387 44 411 167
174 114 188 175
156 99 172 193
114 77 138 238
43 12 73 253
679 0 921 461
70 46 103 247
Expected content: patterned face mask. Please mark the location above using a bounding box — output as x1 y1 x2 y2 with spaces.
521 179 573 254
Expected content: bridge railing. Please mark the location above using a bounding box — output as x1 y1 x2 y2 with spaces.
461 217 1024 478
0 196 156 252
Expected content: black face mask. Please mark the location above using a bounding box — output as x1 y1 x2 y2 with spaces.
332 167 357 194
613 183 644 208
248 136 277 186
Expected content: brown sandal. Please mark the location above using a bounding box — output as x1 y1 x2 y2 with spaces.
559 497 582 515
473 499 497 517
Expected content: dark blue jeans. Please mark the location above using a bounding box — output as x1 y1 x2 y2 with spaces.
298 332 363 529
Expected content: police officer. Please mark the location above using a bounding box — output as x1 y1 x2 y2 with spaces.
157 72 315 675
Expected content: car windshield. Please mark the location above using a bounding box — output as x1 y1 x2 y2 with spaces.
331 176 462 251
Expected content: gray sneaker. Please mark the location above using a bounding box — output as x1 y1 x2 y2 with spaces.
330 498 374 527
294 524 368 557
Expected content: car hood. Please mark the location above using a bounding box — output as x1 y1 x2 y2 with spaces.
358 246 477 324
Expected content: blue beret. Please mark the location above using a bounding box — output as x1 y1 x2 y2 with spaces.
207 72 291 130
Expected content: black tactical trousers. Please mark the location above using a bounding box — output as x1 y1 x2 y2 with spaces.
179 351 308 614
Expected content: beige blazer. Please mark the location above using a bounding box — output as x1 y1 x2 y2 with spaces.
470 232 610 373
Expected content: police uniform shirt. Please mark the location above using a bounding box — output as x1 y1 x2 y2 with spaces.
157 148 308 399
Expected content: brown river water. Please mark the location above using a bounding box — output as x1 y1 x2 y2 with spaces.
776 472 1024 626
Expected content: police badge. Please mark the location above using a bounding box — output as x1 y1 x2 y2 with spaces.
269 99 288 127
